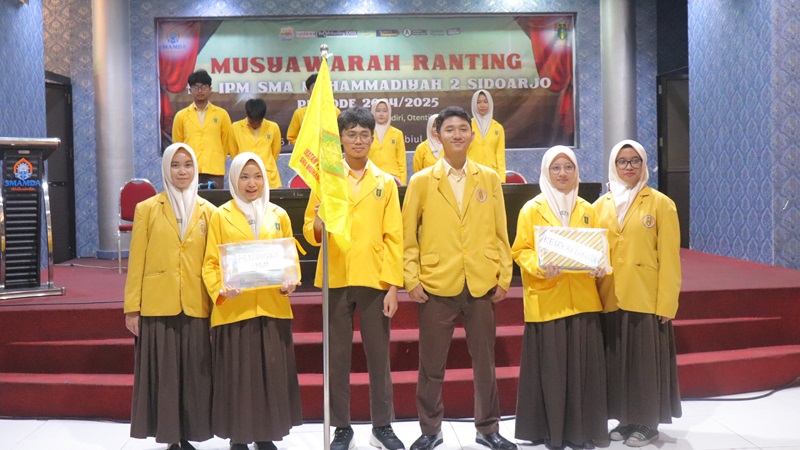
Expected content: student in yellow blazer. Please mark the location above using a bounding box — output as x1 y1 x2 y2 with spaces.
402 106 515 450
468 90 506 182
286 73 341 144
202 153 302 450
229 98 282 188
172 69 232 187
412 114 443 174
302 107 405 450
369 98 407 184
593 139 682 448
511 146 608 450
124 143 215 450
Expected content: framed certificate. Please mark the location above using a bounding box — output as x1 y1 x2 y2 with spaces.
219 238 301 290
534 226 612 273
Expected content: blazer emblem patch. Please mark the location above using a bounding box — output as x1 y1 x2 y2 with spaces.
373 187 383 200
199 221 207 236
642 215 655 228
476 189 488 203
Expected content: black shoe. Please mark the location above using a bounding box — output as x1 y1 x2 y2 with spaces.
370 425 405 449
256 442 277 450
180 440 196 450
624 425 658 447
476 432 518 450
331 426 355 450
409 432 443 450
609 423 634 441
229 444 249 450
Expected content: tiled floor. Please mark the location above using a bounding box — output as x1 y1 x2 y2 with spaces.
2 387 800 450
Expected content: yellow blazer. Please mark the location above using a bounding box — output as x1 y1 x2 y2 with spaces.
302 161 403 290
468 119 506 182
229 119 282 188
124 192 216 318
203 200 295 327
593 186 682 318
512 194 603 322
412 140 441 174
369 126 407 184
286 105 341 144
172 102 232 176
403 159 512 298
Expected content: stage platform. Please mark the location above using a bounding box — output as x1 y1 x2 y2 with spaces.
0 250 799 421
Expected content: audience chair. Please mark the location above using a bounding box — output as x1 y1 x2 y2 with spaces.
118 178 157 273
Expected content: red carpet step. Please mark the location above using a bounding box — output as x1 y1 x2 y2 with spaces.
1 250 800 420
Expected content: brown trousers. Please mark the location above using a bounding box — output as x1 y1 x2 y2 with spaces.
329 286 394 427
417 285 500 435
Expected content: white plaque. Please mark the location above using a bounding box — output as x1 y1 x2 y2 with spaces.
219 238 301 290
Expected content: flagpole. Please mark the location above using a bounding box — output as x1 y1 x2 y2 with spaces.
322 221 331 450
320 42 332 450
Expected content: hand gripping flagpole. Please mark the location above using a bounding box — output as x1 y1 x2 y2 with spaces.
320 43 332 450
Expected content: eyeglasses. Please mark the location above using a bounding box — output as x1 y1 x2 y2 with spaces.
341 132 372 143
190 84 210 92
615 157 643 169
549 164 575 174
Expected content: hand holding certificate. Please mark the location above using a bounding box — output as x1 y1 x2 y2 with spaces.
219 238 302 290
534 226 613 273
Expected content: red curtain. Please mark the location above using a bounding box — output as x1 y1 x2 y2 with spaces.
158 21 201 143
527 16 574 135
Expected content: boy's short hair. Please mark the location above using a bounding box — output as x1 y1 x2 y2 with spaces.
337 106 376 134
187 69 212 87
305 73 318 91
245 98 267 121
434 106 471 134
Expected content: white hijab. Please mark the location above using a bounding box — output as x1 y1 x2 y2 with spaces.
161 143 198 241
426 114 443 158
229 152 270 239
471 89 494 139
371 98 391 143
539 145 580 227
608 139 650 229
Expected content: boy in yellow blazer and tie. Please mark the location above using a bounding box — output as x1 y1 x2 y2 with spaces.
402 106 516 450
303 107 405 450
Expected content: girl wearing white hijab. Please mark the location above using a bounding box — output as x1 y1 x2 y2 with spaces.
594 140 682 447
511 145 608 449
202 152 302 450
468 89 507 182
369 98 407 184
124 143 216 450
412 113 443 173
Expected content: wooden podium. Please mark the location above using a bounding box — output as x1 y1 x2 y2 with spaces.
0 138 65 300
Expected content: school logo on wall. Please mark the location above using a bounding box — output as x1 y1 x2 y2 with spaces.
168 31 180 44
555 23 571 41
642 215 656 228
280 27 295 41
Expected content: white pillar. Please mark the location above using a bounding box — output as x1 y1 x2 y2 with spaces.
92 0 134 257
601 0 637 183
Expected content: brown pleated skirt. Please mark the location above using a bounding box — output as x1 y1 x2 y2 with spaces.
602 310 682 428
515 313 608 448
211 316 303 444
130 313 213 443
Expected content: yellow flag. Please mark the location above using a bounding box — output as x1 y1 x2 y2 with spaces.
289 56 350 248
